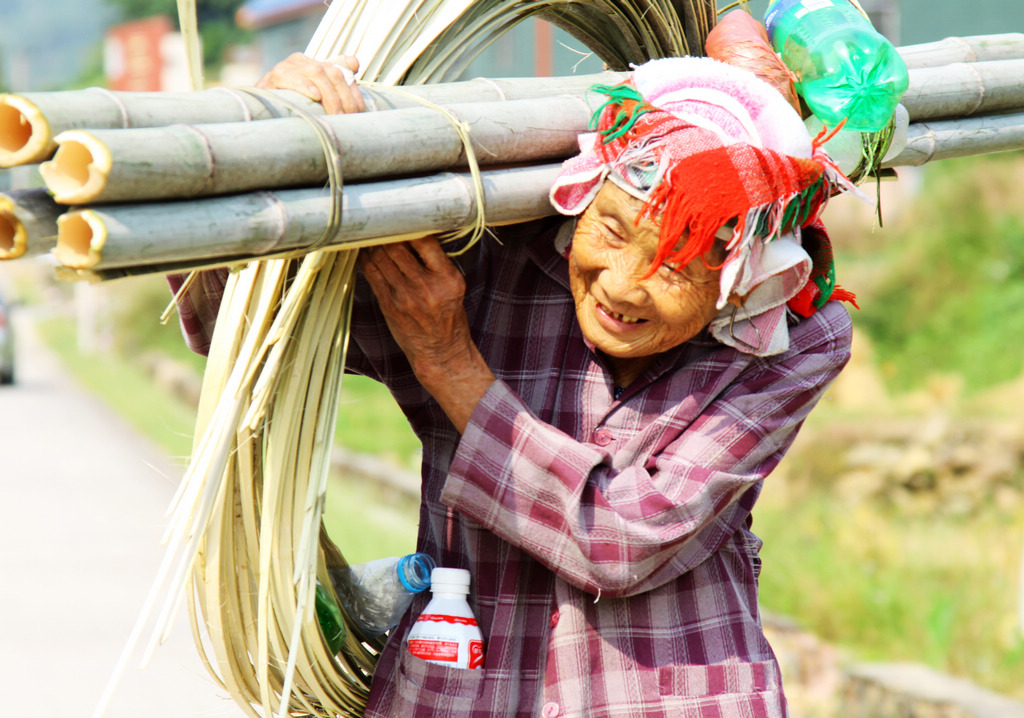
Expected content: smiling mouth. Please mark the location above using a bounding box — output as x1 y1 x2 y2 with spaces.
598 302 646 325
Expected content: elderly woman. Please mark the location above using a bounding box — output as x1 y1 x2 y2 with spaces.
173 53 856 717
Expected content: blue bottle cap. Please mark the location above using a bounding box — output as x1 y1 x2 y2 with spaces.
397 553 436 593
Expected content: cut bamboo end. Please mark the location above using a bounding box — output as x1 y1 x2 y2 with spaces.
0 196 26 259
39 131 113 205
0 95 52 168
55 209 107 268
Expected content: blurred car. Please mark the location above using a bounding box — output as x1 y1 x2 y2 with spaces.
0 289 14 385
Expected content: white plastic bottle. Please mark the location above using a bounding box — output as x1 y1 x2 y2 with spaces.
406 567 485 669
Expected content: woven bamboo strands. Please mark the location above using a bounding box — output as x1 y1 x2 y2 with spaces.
0 188 61 259
39 95 592 204
171 1 485 715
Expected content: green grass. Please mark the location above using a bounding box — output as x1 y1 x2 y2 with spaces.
756 410 1024 700
854 153 1024 394
334 373 421 469
321 476 419 563
35 315 199 463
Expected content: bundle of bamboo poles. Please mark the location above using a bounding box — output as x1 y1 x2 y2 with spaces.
3 33 1024 273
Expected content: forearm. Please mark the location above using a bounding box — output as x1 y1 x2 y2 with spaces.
412 343 496 434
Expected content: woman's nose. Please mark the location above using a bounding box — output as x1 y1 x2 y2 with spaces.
602 258 649 304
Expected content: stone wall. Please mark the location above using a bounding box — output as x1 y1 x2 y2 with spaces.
764 614 1024 718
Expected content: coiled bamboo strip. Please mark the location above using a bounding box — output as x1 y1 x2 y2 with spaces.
40 95 592 205
0 72 620 169
0 188 62 259
54 163 561 272
898 33 1024 69
883 111 1024 168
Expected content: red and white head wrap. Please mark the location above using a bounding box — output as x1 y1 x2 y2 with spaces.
550 56 860 356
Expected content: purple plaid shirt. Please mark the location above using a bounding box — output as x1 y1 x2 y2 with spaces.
170 218 851 717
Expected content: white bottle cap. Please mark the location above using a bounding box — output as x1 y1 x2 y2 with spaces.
430 567 471 594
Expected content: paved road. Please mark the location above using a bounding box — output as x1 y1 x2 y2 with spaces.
0 309 244 718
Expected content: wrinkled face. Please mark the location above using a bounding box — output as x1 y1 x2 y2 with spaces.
569 182 727 366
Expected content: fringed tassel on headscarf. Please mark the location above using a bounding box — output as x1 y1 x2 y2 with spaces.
639 141 827 277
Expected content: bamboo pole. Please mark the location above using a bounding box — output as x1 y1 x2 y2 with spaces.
0 73 620 169
53 164 561 272
0 188 62 259
3 32 1023 170
37 57 1024 206
39 95 593 205
883 112 1024 167
901 59 1024 121
899 33 1024 69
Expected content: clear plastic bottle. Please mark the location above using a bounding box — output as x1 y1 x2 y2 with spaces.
328 553 435 639
406 567 485 670
764 0 909 132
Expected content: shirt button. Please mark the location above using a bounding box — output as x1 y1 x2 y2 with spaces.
549 611 560 628
541 702 560 718
593 428 613 446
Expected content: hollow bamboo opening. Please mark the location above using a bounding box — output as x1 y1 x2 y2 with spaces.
39 132 111 205
0 209 24 259
55 211 104 268
0 98 47 167
41 141 92 199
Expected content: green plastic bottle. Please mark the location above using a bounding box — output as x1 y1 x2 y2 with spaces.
765 0 909 132
315 580 346 655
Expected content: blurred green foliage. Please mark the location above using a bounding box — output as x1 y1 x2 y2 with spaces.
757 456 1024 699
855 153 1024 393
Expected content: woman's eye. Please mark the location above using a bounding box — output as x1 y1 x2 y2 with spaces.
599 222 626 244
660 261 686 280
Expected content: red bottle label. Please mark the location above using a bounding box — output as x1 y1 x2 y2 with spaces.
468 640 485 669
408 639 460 662
415 613 479 627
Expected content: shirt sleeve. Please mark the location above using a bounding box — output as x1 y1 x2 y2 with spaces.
441 305 851 598
167 269 230 357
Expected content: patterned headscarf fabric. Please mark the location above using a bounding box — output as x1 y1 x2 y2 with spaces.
549 56 860 356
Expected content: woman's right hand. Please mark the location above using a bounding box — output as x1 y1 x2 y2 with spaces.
255 53 365 115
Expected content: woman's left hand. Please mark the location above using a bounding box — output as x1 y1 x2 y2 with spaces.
255 53 365 115
358 237 495 432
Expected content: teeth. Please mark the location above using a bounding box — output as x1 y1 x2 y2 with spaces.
606 307 641 324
